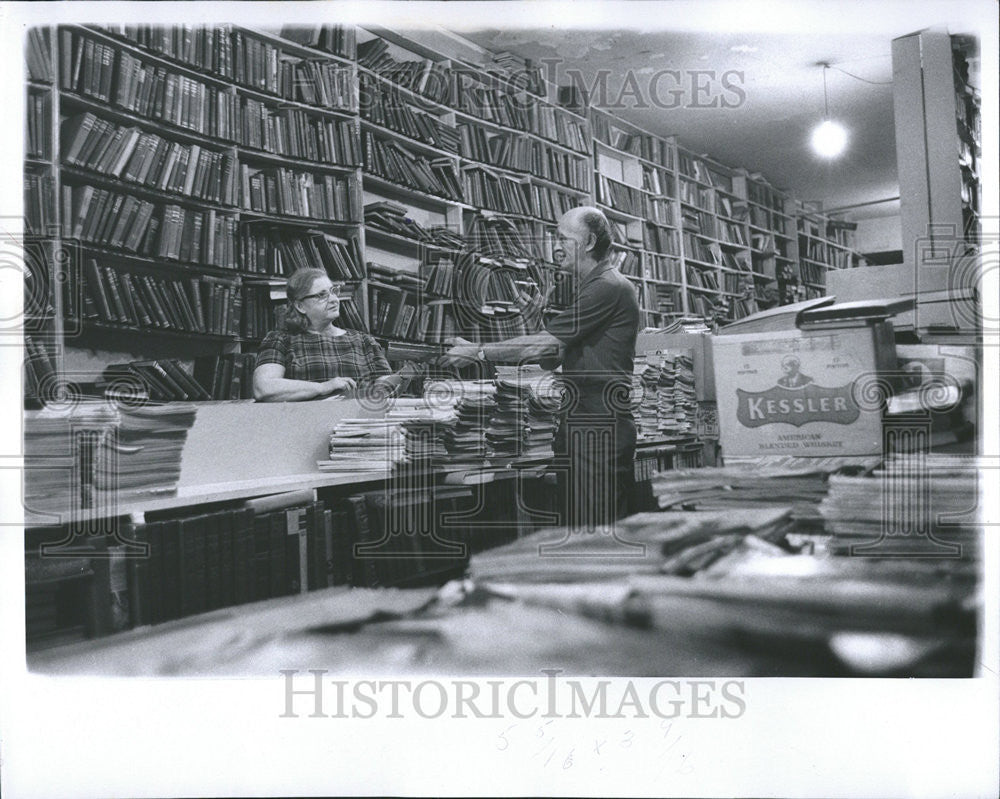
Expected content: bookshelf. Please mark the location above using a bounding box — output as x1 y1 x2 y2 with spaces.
677 147 759 321
892 28 981 298
795 202 863 300
590 107 683 327
30 19 883 391
732 169 802 307
353 25 592 351
24 24 367 402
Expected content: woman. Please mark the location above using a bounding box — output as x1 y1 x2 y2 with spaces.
253 268 412 401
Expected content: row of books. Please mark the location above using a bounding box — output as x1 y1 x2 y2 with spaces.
591 112 675 167
464 166 531 215
678 153 733 192
359 72 460 153
64 186 241 268
235 98 360 165
357 38 452 106
646 253 683 283
23 335 58 402
800 239 853 268
646 196 676 226
531 183 579 223
26 91 51 160
82 259 241 336
466 214 539 260
612 247 642 278
533 104 589 153
746 179 787 213
650 283 681 316
279 24 357 60
458 123 590 191
715 193 747 221
60 31 353 147
96 354 252 402
680 206 715 239
686 263 720 293
717 219 747 246
98 23 236 78
363 131 464 201
25 172 55 236
641 163 672 196
455 82 532 132
364 201 464 250
26 28 54 83
231 30 356 109
193 353 258 400
799 261 827 287
358 37 584 155
643 222 679 255
596 175 644 217
368 282 429 341
62 113 240 206
241 165 357 221
679 177 713 211
682 230 724 267
239 227 363 279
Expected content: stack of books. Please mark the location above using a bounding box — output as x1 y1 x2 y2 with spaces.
24 401 119 513
362 134 463 201
818 454 981 557
320 418 405 473
94 403 198 495
656 352 697 437
426 380 497 469
100 360 212 403
650 463 834 520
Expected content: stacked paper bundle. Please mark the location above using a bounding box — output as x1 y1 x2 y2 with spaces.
629 359 645 430
467 505 977 676
485 370 530 464
635 359 661 438
387 397 455 469
426 380 497 468
94 403 198 494
818 454 981 557
519 388 561 464
663 352 697 436
320 418 405 472
24 401 118 512
650 463 833 520
632 352 697 440
486 366 561 466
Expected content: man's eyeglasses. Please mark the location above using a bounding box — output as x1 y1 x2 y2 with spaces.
300 288 339 302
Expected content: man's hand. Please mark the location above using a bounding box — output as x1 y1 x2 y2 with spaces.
441 336 479 367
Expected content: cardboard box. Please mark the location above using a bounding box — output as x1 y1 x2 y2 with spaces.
712 321 896 460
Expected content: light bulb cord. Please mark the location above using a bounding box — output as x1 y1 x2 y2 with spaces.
822 64 830 120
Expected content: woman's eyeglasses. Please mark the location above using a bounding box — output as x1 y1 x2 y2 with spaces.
300 288 339 302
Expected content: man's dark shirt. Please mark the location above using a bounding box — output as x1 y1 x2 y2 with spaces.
544 262 640 418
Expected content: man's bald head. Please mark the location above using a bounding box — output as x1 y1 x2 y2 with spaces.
562 206 613 262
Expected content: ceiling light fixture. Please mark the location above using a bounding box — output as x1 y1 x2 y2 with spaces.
810 63 848 159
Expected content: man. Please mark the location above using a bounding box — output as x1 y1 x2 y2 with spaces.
442 206 640 529
777 355 813 388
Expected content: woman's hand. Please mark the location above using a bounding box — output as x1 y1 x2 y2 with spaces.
323 376 357 395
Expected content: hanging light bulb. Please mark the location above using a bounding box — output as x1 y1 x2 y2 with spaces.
812 119 848 157
810 64 848 158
